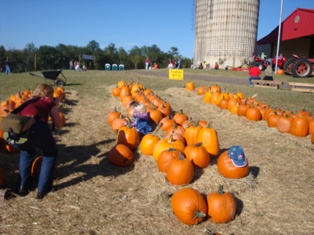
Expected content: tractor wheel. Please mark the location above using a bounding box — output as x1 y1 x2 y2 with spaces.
283 57 297 75
292 58 313 78
254 61 264 71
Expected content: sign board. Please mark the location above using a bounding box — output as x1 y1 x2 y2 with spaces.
169 69 184 80
82 54 94 60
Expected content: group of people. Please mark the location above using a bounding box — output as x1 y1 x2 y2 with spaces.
191 61 219 70
69 60 86 71
168 58 181 69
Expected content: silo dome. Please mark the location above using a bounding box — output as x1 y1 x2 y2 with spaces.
193 0 260 68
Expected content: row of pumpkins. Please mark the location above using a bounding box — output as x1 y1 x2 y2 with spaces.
107 80 250 226
0 86 67 186
186 81 314 144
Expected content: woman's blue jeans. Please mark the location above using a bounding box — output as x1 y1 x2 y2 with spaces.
19 121 58 194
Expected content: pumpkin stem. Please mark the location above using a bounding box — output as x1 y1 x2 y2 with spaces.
194 210 207 219
152 122 163 135
204 228 214 235
195 142 203 147
218 185 224 194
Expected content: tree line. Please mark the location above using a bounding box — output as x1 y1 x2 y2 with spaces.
0 40 193 73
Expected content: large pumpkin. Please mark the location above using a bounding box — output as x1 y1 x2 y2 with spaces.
166 153 194 185
108 144 133 167
117 125 139 150
206 185 237 223
171 187 207 225
197 125 219 157
217 146 249 179
183 124 203 146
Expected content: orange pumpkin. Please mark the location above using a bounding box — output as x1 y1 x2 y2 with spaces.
173 110 188 126
152 135 185 161
185 81 195 91
108 144 133 167
166 153 194 185
183 124 203 146
171 188 207 225
157 148 181 172
217 147 249 179
196 125 219 157
139 124 161 156
183 142 210 168
290 116 309 137
276 69 284 75
206 185 237 223
117 125 139 150
107 109 122 126
277 115 294 133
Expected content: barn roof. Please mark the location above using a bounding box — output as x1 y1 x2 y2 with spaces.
257 8 314 45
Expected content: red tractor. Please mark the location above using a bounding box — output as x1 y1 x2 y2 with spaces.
253 57 287 71
283 54 314 78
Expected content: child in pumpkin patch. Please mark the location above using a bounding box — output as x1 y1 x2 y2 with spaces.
129 101 152 135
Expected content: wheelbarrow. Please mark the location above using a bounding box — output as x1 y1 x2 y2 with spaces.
29 69 67 86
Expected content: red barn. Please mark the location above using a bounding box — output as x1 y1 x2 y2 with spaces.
257 8 314 59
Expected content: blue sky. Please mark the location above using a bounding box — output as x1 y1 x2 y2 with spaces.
0 0 313 58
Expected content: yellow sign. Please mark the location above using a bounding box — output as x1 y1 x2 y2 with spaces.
169 69 184 80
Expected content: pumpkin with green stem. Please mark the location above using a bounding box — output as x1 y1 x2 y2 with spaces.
171 187 207 225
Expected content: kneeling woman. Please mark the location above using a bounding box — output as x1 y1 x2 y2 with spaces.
18 84 62 199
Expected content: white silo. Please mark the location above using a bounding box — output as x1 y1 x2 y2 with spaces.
193 0 260 68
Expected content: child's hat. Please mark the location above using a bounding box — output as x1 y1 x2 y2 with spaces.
228 145 247 167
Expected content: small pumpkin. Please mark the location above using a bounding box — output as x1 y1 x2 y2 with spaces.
173 109 188 126
108 144 133 167
107 109 122 126
217 146 249 179
206 185 237 223
185 81 195 91
171 187 207 225
276 69 284 75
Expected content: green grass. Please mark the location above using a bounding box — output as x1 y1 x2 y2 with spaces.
1 69 314 114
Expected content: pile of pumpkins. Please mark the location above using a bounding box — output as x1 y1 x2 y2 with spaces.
185 81 314 144
108 80 250 225
0 86 66 187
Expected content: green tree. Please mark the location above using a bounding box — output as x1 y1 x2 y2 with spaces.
129 46 143 69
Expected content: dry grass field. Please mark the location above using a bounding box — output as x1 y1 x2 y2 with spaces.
0 69 313 235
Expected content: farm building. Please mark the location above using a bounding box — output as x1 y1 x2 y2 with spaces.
193 0 260 68
256 8 314 59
